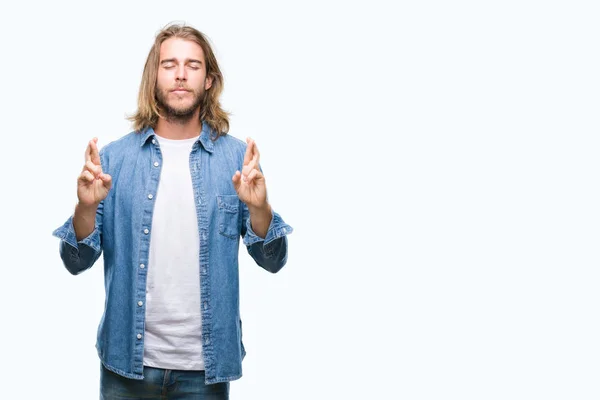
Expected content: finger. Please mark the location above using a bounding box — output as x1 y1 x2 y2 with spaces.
245 138 259 162
246 168 263 185
84 160 102 175
90 137 101 165
84 160 102 176
243 138 253 165
78 170 95 184
85 140 93 163
232 170 242 191
251 139 260 164
242 159 257 178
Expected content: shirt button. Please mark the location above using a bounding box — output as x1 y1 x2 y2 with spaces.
140 263 145 269
137 334 142 339
138 301 143 306
154 161 159 167
152 139 156 144
205 337 210 345
204 302 208 310
148 194 153 199
144 229 149 234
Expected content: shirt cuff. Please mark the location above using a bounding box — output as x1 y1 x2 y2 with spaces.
52 215 101 253
243 209 293 247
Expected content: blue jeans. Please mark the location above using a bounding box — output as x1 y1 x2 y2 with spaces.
100 363 230 399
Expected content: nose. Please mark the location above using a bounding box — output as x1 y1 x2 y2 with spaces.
175 64 187 82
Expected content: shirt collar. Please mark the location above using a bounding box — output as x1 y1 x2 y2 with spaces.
139 120 216 153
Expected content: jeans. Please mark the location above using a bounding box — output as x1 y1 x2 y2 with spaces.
100 363 230 399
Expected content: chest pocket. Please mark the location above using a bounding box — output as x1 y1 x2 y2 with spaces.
217 194 241 239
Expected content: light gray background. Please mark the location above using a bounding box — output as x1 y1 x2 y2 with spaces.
0 0 598 399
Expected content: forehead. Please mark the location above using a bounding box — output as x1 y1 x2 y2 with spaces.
159 38 205 61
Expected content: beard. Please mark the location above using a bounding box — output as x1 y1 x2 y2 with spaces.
156 85 205 125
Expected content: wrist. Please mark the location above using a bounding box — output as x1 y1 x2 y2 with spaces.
248 202 271 217
75 202 99 216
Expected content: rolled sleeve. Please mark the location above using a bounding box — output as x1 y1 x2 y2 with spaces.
243 209 293 247
52 215 101 253
52 215 103 275
242 207 293 273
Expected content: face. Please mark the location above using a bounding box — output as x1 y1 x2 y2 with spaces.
155 37 213 120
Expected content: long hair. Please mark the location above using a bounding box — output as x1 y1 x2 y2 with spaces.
128 23 230 137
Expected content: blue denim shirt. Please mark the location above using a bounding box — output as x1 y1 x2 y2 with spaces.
52 121 293 384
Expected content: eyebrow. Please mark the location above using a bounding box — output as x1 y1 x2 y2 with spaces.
160 58 203 65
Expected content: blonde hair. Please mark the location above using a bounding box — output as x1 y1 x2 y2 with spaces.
128 23 230 137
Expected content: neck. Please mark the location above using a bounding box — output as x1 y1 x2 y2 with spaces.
155 109 203 140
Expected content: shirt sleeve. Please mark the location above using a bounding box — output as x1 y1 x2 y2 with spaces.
52 203 104 276
242 204 293 274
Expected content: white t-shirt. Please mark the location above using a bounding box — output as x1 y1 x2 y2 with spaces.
143 134 204 370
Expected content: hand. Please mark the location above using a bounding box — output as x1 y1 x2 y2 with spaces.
232 137 268 210
77 137 112 207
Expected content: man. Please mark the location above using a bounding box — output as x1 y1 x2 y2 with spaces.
52 23 293 399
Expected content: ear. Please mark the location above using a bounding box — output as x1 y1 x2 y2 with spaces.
205 75 213 91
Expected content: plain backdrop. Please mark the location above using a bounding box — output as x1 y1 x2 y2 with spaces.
0 0 599 399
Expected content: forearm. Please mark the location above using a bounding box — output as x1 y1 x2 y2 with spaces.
73 203 98 241
248 203 272 239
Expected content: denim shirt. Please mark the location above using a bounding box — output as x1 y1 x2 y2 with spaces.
52 121 293 384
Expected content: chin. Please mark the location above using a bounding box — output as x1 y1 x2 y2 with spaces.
169 100 193 110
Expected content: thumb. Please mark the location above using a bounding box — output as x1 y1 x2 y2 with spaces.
232 170 242 191
100 173 112 189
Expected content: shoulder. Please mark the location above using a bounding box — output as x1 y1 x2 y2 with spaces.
100 131 139 154
98 131 140 166
213 132 248 157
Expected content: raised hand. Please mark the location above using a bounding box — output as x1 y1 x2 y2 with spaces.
77 137 112 207
232 137 268 210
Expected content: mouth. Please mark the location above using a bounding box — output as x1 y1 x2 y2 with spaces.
171 88 190 94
